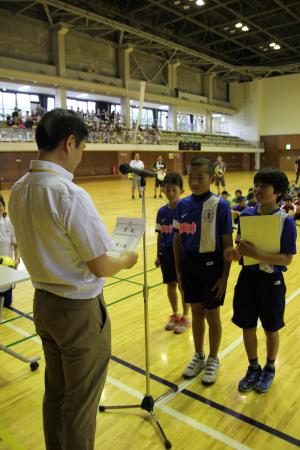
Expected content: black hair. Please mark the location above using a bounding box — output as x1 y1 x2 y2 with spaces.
0 194 7 217
35 108 89 152
221 190 229 196
247 192 255 200
235 189 242 195
163 172 183 190
188 157 214 176
254 167 289 202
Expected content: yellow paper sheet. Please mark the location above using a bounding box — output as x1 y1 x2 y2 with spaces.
239 215 281 266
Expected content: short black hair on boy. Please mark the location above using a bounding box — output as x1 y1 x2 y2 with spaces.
247 192 255 200
235 189 242 195
188 157 214 176
254 167 289 202
35 108 89 152
163 172 183 190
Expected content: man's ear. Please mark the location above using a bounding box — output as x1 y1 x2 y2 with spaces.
65 134 76 153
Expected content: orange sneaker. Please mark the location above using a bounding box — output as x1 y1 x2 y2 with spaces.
174 317 191 334
165 314 181 330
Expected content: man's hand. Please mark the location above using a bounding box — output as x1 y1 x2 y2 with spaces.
211 275 228 300
121 251 138 269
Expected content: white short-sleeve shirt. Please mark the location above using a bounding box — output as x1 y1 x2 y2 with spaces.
0 215 16 259
9 160 113 299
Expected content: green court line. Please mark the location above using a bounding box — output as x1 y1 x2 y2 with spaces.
109 276 144 287
106 290 143 307
149 281 163 289
105 279 123 288
0 425 28 450
6 334 38 348
111 266 158 282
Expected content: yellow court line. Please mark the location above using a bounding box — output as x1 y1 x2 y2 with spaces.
0 425 28 450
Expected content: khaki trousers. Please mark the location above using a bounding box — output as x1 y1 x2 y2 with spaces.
33 289 111 450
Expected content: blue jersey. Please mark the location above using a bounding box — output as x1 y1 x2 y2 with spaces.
155 204 176 248
173 192 232 253
232 204 248 213
236 205 297 272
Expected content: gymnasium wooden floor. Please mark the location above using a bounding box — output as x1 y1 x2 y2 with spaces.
0 171 299 450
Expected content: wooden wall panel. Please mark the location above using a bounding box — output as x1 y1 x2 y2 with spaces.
260 134 300 170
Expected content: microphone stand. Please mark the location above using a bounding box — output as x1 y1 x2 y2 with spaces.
99 176 174 449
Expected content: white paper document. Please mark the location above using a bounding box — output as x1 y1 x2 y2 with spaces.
239 215 281 266
107 217 146 257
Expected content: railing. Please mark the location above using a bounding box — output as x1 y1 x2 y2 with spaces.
0 127 262 149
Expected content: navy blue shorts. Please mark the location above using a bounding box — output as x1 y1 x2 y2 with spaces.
232 268 286 332
181 251 225 309
158 246 177 284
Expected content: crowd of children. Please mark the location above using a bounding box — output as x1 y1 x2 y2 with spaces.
155 158 297 392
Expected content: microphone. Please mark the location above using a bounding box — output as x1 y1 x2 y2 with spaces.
119 163 155 178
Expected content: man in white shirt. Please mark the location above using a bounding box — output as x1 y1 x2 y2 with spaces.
9 109 138 450
130 153 144 199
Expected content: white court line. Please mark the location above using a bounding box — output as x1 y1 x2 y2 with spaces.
4 322 41 345
107 375 251 450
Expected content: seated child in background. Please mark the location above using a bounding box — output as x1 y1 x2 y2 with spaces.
231 189 243 205
221 190 230 205
247 192 257 208
281 196 295 217
155 172 191 333
231 196 248 224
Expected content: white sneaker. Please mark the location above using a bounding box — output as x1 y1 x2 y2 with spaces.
201 356 219 386
165 314 180 331
182 353 206 379
174 317 191 334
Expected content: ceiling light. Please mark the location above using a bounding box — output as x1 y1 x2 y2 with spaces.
274 44 281 50
174 0 180 4
183 4 190 9
241 25 249 32
196 0 205 5
269 42 276 47
235 22 243 28
230 29 236 34
223 26 230 31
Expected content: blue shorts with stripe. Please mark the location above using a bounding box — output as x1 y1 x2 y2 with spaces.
181 251 225 309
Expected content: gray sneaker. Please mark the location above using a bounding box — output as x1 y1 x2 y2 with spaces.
201 356 220 386
182 353 206 379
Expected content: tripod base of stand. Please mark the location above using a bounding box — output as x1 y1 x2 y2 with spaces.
99 394 172 449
